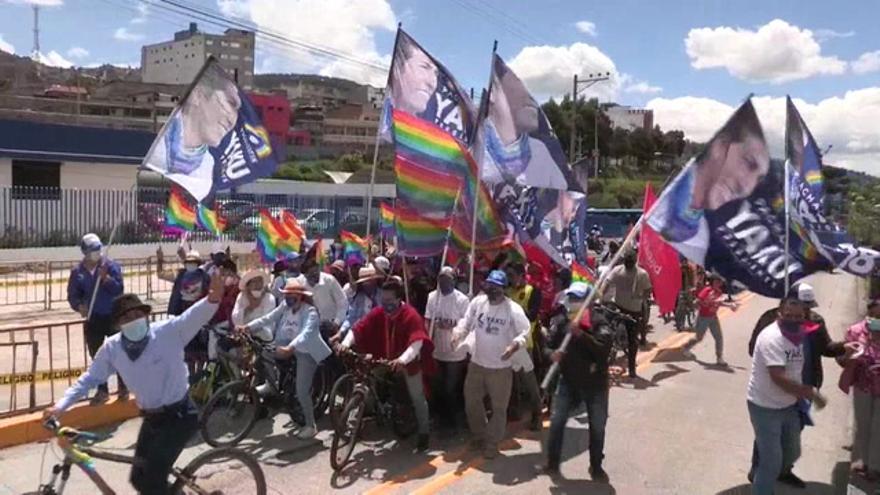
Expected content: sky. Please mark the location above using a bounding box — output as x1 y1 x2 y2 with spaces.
0 0 878 174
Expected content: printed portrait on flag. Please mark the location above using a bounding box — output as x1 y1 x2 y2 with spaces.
648 100 770 266
143 60 277 201
382 30 475 144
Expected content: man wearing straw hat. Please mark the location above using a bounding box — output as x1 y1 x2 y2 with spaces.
66 233 127 404
47 273 226 494
239 278 332 440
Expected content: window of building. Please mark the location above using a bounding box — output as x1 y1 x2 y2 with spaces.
11 160 61 199
220 41 228 47
206 39 213 45
230 42 241 48
220 53 228 59
244 55 253 61
229 54 239 60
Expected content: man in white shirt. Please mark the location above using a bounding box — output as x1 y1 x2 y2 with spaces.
302 260 349 341
747 297 827 495
452 270 530 458
426 266 471 430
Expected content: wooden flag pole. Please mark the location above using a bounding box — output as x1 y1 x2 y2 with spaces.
428 187 463 339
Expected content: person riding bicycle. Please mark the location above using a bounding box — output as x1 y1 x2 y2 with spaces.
44 273 226 494
238 279 332 440
336 277 436 452
603 250 651 378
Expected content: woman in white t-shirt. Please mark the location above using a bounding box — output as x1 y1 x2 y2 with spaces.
425 266 471 429
231 270 276 342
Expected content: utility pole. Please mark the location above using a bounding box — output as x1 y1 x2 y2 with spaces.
32 5 40 77
569 72 610 165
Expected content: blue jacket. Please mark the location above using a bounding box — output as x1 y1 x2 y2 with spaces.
248 303 332 363
67 258 124 318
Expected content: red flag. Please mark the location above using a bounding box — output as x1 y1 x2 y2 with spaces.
639 183 682 314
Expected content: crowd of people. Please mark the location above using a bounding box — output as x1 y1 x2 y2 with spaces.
52 231 880 494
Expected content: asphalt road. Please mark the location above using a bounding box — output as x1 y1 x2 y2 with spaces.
0 271 875 495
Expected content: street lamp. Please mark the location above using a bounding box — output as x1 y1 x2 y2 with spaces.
569 72 611 175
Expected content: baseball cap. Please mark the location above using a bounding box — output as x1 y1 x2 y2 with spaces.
80 233 102 253
485 270 508 288
797 283 818 308
438 266 455 279
565 281 590 299
373 256 391 273
285 252 301 263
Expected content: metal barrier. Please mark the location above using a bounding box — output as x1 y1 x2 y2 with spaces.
0 253 262 309
0 312 170 417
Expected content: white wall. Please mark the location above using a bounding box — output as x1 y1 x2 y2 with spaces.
0 158 10 187
60 162 138 190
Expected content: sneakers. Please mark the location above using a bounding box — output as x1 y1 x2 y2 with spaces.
716 357 728 367
416 434 429 452
296 425 317 440
529 413 542 432
89 390 109 406
681 349 696 360
467 438 484 452
589 465 609 482
255 383 272 398
482 444 499 459
777 471 806 488
536 463 560 476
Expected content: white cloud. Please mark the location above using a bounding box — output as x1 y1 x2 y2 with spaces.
647 88 880 174
36 50 73 68
113 27 144 42
685 19 847 84
814 28 855 41
624 81 662 95
0 34 14 54
507 42 619 102
66 46 88 59
574 20 596 37
130 3 149 24
852 51 880 75
217 0 396 87
4 0 63 5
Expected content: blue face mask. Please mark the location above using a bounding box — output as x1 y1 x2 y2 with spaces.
867 317 880 332
285 297 300 309
120 318 149 341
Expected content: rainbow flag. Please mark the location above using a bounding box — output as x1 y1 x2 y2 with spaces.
396 205 451 257
791 221 821 262
280 210 305 252
379 202 396 236
196 203 227 236
392 109 506 249
256 208 286 264
164 187 196 236
340 230 368 265
315 238 327 268
571 261 596 292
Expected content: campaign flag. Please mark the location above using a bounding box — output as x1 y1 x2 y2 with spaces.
315 238 328 269
340 230 368 266
379 202 396 236
476 54 587 264
396 204 451 257
279 210 305 253
785 97 824 204
196 203 227 236
647 98 817 297
638 183 682 314
142 58 279 202
571 261 596 292
164 186 196 236
256 208 286 264
381 29 476 145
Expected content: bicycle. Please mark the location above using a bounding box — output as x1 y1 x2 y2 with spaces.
198 330 328 447
592 303 638 366
673 289 698 332
330 348 416 472
38 417 266 494
188 323 247 407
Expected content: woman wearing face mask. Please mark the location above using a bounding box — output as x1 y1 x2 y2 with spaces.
161 250 210 317
46 274 226 494
231 270 275 342
840 299 880 481
238 279 331 440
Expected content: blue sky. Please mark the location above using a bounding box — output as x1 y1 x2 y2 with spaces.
0 0 878 172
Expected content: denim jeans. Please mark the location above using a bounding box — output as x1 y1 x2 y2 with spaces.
546 381 609 469
432 359 468 427
685 316 723 359
294 352 319 429
748 401 802 495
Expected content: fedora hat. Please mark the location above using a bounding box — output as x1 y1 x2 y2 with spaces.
112 294 152 323
355 266 383 285
239 269 270 292
281 279 313 297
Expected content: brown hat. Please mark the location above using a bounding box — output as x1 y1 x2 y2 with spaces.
329 260 346 273
280 279 313 297
355 266 383 285
112 294 152 323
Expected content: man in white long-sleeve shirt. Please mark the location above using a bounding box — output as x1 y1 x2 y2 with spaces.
44 274 225 494
452 270 530 459
302 260 349 340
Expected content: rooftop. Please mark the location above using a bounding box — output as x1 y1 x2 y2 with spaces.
0 119 155 164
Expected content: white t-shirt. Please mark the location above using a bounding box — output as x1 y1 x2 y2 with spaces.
747 322 804 409
453 294 530 369
425 289 470 362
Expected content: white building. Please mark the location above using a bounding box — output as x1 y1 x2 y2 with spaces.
605 105 654 131
141 23 255 89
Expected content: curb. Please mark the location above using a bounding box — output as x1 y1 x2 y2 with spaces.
0 397 139 449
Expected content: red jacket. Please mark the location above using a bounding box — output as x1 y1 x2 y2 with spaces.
353 304 437 376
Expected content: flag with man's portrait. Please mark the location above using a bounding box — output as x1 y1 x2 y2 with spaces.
142 58 279 201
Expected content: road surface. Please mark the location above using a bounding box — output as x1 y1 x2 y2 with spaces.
0 271 875 495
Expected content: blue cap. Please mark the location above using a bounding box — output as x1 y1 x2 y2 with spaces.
80 233 102 253
485 270 508 287
285 252 300 263
565 281 590 299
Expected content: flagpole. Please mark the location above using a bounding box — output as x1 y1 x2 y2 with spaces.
783 159 791 296
366 24 403 241
541 159 693 390
402 256 411 304
468 40 498 297
427 187 463 340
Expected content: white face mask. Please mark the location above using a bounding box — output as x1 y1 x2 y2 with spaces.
184 263 199 273
86 251 101 263
120 317 149 341
250 289 263 299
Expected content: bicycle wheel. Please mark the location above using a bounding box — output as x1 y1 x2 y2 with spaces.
328 373 354 432
330 390 366 472
171 447 266 495
199 380 261 448
311 363 327 420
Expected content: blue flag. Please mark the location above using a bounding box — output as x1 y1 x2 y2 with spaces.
785 96 825 205
142 58 278 201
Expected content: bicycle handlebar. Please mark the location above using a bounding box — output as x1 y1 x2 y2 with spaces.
336 347 393 369
593 303 638 325
43 417 100 443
